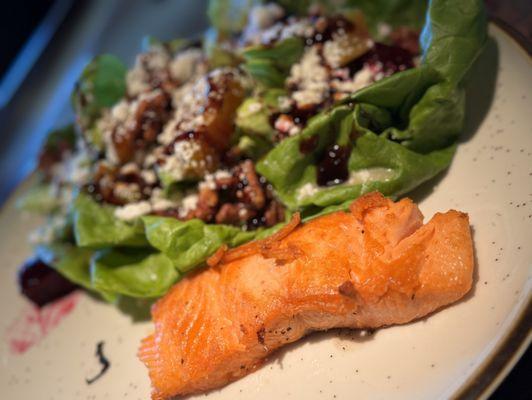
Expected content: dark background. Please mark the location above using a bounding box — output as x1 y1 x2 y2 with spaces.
0 1 529 399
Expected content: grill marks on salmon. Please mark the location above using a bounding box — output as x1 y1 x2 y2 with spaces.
139 192 474 399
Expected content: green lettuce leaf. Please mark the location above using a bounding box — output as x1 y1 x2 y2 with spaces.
257 103 454 210
16 183 60 214
73 193 149 248
386 82 465 153
207 0 257 35
143 216 256 272
345 65 442 118
36 243 117 302
421 0 487 84
40 124 77 159
235 88 288 157
203 28 243 69
236 90 286 138
242 37 304 88
90 249 179 298
71 55 127 148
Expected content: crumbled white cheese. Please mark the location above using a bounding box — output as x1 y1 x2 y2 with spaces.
331 65 374 95
247 101 263 114
323 34 372 69
259 22 285 44
323 34 349 68
159 77 208 145
243 3 285 42
158 140 201 182
169 48 205 83
199 169 232 190
252 3 285 29
179 193 199 217
98 99 138 165
281 20 314 41
161 68 242 146
143 151 158 168
140 169 157 185
257 17 314 44
277 96 293 112
150 188 179 211
53 144 91 186
120 162 140 175
114 201 152 221
288 46 329 108
377 23 392 39
127 48 170 97
297 182 319 201
347 168 396 185
289 125 301 136
114 182 142 202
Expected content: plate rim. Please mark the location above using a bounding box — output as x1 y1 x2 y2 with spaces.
0 21 530 400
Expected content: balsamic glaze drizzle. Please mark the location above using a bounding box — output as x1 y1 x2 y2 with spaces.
85 341 111 385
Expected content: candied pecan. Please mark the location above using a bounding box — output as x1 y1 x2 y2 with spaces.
136 90 171 142
263 200 285 227
88 160 155 205
194 187 219 222
240 160 266 210
215 204 256 225
215 175 238 190
215 204 240 225
112 90 171 164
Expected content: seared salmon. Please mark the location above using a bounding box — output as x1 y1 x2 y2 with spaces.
139 192 474 399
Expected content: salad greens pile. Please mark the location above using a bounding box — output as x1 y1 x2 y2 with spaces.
20 0 486 306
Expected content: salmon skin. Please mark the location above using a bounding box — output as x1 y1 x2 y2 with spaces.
139 192 474 399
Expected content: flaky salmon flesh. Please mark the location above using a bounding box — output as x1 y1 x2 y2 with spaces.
139 192 474 399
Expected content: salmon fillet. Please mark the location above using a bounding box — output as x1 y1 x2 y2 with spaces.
139 192 474 399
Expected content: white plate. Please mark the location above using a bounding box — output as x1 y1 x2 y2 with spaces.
0 24 530 400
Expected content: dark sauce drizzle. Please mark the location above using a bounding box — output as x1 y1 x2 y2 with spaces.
316 144 352 186
299 135 319 154
85 341 111 385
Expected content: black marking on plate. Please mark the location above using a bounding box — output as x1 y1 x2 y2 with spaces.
85 341 111 385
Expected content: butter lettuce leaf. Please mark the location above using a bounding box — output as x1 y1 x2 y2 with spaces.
242 37 304 88
17 183 61 214
421 0 487 84
73 193 149 248
36 242 117 302
236 89 287 139
71 55 127 148
143 216 256 273
257 103 455 210
90 249 179 298
207 0 257 35
386 82 466 153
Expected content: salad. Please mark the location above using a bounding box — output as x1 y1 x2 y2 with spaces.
17 0 486 306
